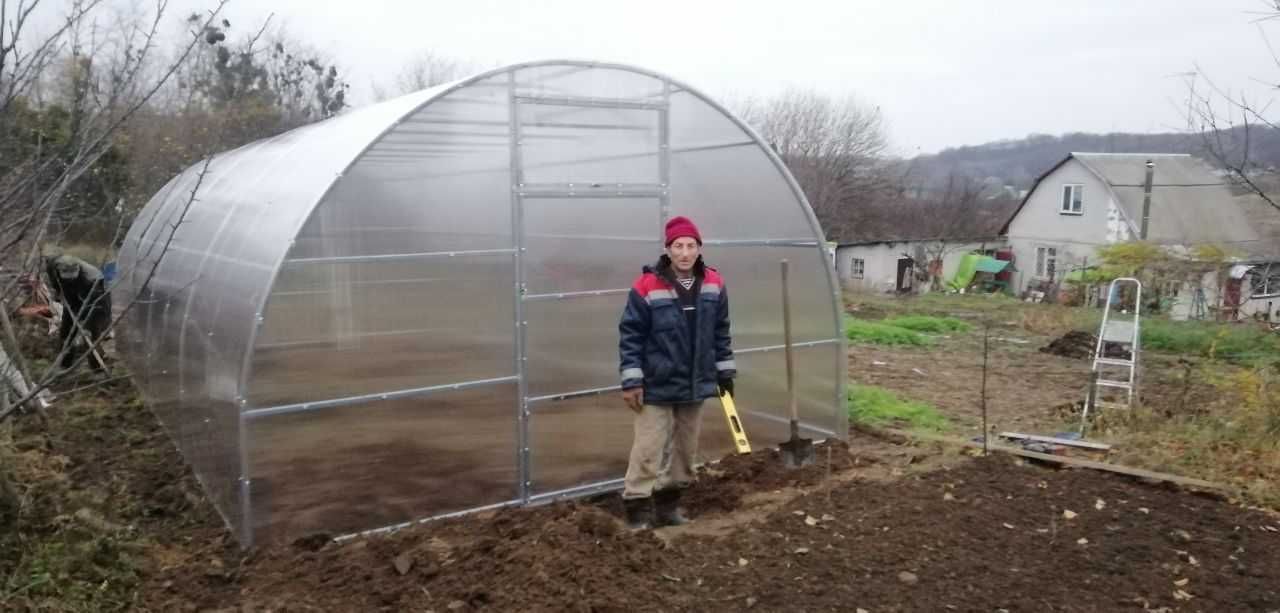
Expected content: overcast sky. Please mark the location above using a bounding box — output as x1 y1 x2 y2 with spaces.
154 0 1280 154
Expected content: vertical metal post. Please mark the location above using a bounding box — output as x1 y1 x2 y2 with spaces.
1140 159 1154 240
509 71 531 503
237 397 253 547
657 81 672 239
980 322 990 455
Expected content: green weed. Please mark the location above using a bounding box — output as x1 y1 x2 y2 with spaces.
844 317 930 346
848 385 950 432
882 315 973 334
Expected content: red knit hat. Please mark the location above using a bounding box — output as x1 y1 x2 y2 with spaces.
664 216 702 246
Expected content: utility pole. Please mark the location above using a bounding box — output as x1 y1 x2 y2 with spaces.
1139 159 1154 239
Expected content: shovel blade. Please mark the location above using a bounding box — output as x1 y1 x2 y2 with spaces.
779 437 815 468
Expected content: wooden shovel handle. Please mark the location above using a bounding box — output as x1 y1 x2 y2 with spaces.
782 260 798 422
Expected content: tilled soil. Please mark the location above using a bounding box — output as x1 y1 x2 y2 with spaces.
144 444 1280 612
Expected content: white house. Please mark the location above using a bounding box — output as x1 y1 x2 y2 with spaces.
1003 152 1280 318
836 237 1004 293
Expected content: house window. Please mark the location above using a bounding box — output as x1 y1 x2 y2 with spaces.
850 257 865 279
1035 247 1057 278
1060 184 1083 214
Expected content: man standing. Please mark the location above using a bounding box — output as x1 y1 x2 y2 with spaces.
618 216 735 530
45 252 111 373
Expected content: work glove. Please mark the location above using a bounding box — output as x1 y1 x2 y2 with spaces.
717 378 734 397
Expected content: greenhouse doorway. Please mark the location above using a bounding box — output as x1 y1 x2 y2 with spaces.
514 92 669 502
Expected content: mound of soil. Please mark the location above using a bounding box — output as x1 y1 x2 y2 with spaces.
1040 330 1097 359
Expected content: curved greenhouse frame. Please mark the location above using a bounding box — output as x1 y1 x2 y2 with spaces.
114 60 847 545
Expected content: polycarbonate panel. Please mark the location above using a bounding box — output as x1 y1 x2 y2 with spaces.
524 294 622 398
290 76 513 259
249 255 515 407
524 197 660 294
670 143 816 240
528 395 632 494
246 383 518 542
113 84 453 538
732 343 844 439
518 104 660 185
513 65 665 101
699 245 838 351
668 89 755 150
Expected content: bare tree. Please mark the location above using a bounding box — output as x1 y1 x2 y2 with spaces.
1185 1 1280 214
0 0 227 419
372 50 478 100
737 89 893 239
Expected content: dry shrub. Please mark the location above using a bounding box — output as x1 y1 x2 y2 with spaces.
1018 305 1090 338
1110 363 1280 509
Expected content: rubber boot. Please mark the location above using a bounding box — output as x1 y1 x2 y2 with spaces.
653 489 690 527
622 497 653 531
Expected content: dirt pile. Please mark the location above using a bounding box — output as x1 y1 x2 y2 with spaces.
1040 330 1097 359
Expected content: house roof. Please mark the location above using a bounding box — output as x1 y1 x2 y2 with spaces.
1001 153 1264 253
835 236 1003 248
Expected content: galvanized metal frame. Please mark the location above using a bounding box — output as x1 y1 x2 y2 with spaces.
283 248 516 266
149 60 846 548
243 375 521 420
510 71 533 504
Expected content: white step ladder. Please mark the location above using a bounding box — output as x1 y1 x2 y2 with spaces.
1081 278 1142 430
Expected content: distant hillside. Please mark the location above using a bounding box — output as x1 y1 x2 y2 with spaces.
910 127 1280 189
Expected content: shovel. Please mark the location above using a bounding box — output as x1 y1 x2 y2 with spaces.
777 259 814 468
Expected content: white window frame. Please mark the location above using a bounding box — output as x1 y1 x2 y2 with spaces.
1035 246 1058 278
1060 183 1083 215
850 257 865 279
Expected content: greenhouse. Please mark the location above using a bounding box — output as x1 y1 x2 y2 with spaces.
112 60 846 546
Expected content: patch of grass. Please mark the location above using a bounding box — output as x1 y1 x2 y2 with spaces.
844 317 930 346
1141 319 1280 366
848 385 950 432
883 315 973 334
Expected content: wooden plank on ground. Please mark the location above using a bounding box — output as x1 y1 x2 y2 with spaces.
884 428 1231 494
998 431 1112 451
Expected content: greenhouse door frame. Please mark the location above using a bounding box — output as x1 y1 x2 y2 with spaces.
509 74 673 505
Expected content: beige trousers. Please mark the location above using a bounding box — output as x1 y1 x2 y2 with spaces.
622 401 704 499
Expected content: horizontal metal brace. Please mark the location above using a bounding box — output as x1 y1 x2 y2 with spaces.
514 94 666 111
523 288 629 302
284 249 516 266
523 120 653 131
526 384 622 405
1093 358 1134 367
254 326 451 351
244 375 520 420
528 478 625 505
520 191 665 199
519 182 664 191
525 233 656 243
373 139 755 183
669 140 756 155
1095 380 1133 389
737 338 841 355
271 277 449 297
703 239 821 248
333 499 520 542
